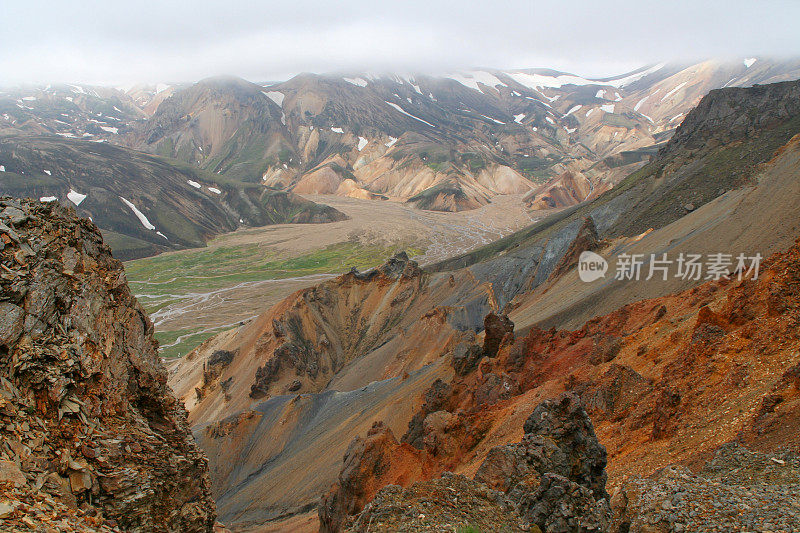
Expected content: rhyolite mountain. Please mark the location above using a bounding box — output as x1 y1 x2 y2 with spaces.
0 135 346 260
168 77 800 531
4 58 800 213
132 58 800 211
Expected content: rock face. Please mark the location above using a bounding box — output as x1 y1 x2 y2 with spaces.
549 216 603 280
0 198 215 531
247 252 426 400
326 393 610 532
476 393 608 500
474 393 610 532
482 312 514 358
318 422 425 533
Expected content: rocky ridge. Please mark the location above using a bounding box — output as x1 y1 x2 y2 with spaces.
324 393 611 532
0 198 216 531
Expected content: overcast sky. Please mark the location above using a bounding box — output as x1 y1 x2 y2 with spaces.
3 0 800 85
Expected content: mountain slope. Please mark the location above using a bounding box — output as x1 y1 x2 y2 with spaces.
324 237 800 531
135 76 293 183
140 58 800 212
0 135 346 259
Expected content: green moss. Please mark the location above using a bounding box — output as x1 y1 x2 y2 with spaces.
460 152 486 172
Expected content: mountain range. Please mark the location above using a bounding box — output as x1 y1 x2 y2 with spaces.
4 58 800 219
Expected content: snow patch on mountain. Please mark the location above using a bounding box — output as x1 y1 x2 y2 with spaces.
67 189 87 206
357 137 368 151
343 77 369 87
384 102 435 127
507 71 594 89
603 63 666 87
661 82 687 101
263 91 285 106
119 196 155 230
446 71 505 92
480 114 505 124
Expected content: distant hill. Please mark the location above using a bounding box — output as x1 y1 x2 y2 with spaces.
0 135 346 259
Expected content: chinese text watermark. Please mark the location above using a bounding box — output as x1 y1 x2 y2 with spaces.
578 251 761 283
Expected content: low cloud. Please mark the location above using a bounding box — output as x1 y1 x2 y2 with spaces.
2 0 800 85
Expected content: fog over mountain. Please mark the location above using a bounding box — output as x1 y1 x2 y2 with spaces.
3 0 800 84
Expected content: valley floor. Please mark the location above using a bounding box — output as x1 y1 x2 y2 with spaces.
125 194 543 358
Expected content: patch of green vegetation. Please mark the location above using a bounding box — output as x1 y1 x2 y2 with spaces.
460 152 486 173
175 139 196 162
424 160 450 172
151 198 207 246
517 155 557 181
456 526 482 533
201 126 276 182
0 172 60 193
601 113 636 129
419 149 452 173
155 138 175 158
126 240 424 357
